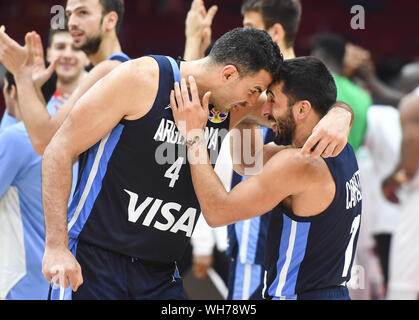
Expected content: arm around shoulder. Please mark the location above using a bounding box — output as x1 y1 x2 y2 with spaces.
201 148 309 227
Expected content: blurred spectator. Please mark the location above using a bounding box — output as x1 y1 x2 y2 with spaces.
346 44 405 107
382 67 419 300
352 63 419 298
354 105 402 299
399 63 419 94
348 63 417 299
0 28 87 300
0 71 20 131
0 70 56 300
311 32 372 154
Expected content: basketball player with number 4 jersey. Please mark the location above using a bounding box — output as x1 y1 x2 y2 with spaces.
41 27 283 299
171 56 362 300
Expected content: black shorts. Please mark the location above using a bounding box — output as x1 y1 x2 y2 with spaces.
297 286 351 300
71 240 186 300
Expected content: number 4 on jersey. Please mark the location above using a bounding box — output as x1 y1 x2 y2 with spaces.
164 157 184 188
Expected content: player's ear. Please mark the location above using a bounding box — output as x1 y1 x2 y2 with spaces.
267 23 285 45
295 100 312 120
103 11 118 32
10 84 18 102
221 65 239 83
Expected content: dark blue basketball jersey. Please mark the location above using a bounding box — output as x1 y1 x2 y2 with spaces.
263 144 362 300
107 52 130 63
67 55 230 264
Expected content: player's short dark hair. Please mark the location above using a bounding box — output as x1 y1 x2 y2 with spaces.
311 33 347 69
99 0 125 34
208 27 283 78
241 0 263 15
275 56 337 117
261 0 301 48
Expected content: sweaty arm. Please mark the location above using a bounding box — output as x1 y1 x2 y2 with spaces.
188 142 308 227
301 101 354 158
41 57 158 290
14 59 122 155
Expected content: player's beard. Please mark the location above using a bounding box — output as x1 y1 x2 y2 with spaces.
80 32 102 55
270 110 296 146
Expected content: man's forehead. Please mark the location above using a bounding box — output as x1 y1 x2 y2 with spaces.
249 83 267 93
52 30 73 41
66 0 99 11
250 69 272 84
243 11 263 24
268 81 285 97
52 32 72 42
243 13 266 32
